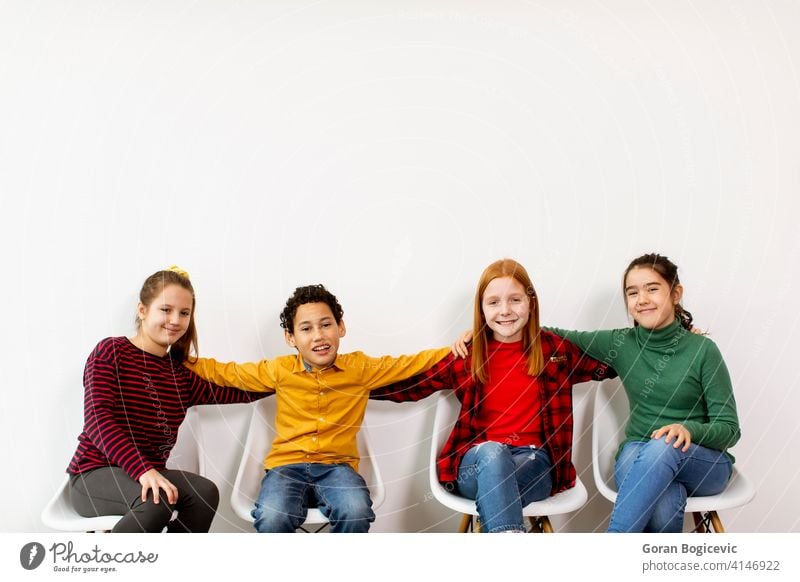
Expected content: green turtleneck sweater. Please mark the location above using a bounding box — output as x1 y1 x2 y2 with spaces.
547 318 740 460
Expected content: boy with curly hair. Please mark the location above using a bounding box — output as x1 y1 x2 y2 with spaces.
187 284 448 532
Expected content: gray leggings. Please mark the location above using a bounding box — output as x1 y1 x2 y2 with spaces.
69 467 219 533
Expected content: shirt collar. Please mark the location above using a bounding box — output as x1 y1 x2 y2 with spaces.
291 352 348 374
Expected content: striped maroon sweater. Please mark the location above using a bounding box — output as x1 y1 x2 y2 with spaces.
67 337 264 480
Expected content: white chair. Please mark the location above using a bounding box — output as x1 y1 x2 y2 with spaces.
41 476 123 532
428 391 588 533
592 381 755 533
230 398 386 532
41 406 206 532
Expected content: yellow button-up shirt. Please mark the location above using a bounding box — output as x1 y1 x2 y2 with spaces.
187 347 449 471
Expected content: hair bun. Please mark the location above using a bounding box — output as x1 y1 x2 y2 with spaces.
167 265 190 280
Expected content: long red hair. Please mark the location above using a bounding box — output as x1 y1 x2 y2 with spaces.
471 259 543 383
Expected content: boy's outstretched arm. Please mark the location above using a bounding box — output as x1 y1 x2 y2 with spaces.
358 347 450 390
370 353 470 402
185 357 279 393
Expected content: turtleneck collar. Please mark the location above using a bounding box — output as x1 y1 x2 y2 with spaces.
633 316 687 349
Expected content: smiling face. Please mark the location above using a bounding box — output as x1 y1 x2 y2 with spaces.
135 283 194 356
481 276 531 343
284 302 346 370
624 266 683 330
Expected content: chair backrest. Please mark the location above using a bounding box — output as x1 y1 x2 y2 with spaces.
591 380 628 502
169 406 206 474
428 391 466 506
427 389 589 521
591 380 756 520
230 397 385 524
429 390 459 459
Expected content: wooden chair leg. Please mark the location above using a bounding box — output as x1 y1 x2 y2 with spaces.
528 516 542 533
540 516 554 533
691 512 707 533
527 516 553 533
692 511 725 533
709 511 725 533
464 514 558 533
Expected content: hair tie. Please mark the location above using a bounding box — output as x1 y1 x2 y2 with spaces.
167 265 190 280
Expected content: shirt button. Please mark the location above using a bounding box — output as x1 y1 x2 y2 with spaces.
312 436 317 441
319 417 324 422
319 391 324 396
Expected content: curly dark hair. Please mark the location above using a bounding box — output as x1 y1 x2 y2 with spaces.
279 284 344 333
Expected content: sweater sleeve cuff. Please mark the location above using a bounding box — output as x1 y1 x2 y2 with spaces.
681 420 704 440
130 463 154 483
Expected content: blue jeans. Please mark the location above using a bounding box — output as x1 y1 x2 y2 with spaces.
456 442 553 533
609 439 732 533
251 463 375 533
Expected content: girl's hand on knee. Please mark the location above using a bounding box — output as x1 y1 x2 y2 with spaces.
138 469 179 505
451 330 473 359
651 424 692 452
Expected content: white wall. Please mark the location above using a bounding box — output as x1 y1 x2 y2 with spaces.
1 0 799 533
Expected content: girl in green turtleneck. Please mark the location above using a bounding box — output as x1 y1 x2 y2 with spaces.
546 253 740 532
451 253 741 531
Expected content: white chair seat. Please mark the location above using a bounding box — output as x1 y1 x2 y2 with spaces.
41 475 123 532
592 381 755 532
41 407 206 532
230 398 385 530
429 391 587 532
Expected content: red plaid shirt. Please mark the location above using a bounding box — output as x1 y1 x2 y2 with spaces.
370 331 613 494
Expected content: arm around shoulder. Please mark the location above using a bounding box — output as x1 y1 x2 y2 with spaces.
369 352 465 402
185 356 278 393
544 326 620 362
360 346 451 389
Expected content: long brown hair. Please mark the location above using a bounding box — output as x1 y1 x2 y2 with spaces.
136 269 198 362
471 259 543 383
623 253 693 330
